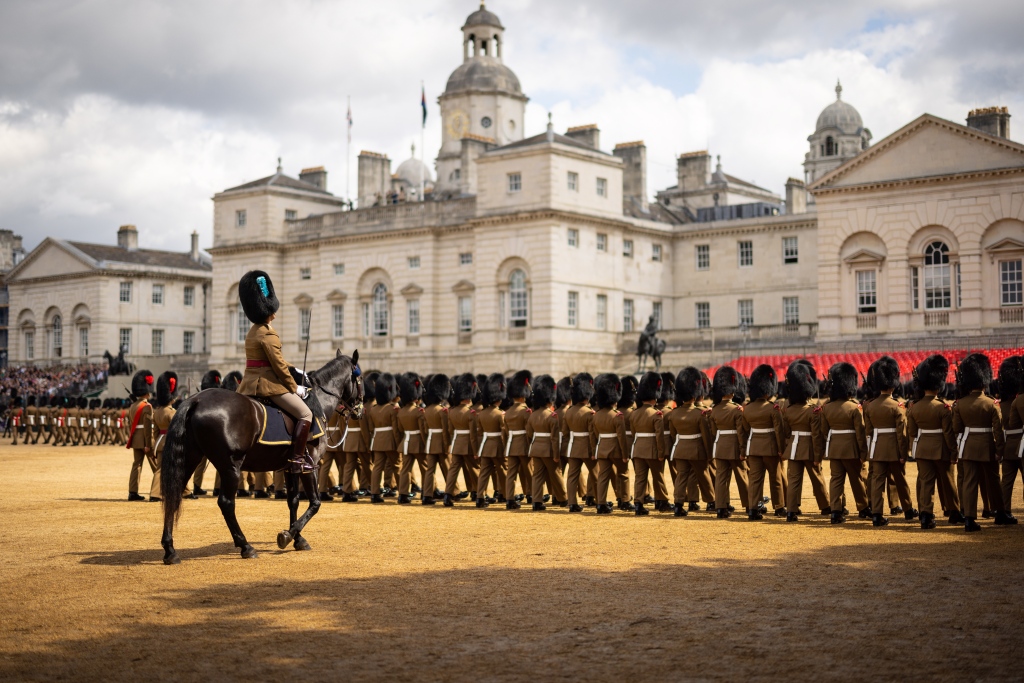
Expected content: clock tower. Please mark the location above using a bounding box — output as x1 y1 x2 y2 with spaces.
435 2 528 196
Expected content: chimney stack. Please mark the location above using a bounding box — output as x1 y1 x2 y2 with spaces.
299 166 328 191
613 141 648 212
785 178 807 215
190 231 200 261
966 107 1010 139
117 225 138 251
565 124 600 150
357 152 391 208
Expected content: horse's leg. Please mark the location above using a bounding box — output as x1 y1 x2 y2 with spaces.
278 470 321 551
278 471 300 550
217 466 257 559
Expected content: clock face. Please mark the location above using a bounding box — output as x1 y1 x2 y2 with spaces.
481 116 492 129
446 110 469 139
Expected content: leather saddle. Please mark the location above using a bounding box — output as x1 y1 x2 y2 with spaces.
245 396 324 446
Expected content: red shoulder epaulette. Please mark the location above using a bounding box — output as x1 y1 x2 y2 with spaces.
857 404 863 410
470 409 477 414
655 411 663 416
418 407 424 412
737 405 744 411
813 406 822 413
393 405 400 411
944 403 952 410
526 408 533 414
774 404 782 412
615 411 622 416
441 406 449 412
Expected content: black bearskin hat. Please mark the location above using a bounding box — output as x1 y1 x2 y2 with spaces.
508 370 533 400
748 365 778 401
916 355 950 394
675 367 703 403
90 398 101 409
399 373 424 405
786 361 817 404
619 375 638 410
555 377 572 410
532 375 556 409
959 353 992 393
453 373 477 404
998 356 1023 401
870 356 900 393
593 374 622 410
155 371 178 408
475 374 487 403
77 396 88 409
660 372 676 402
238 269 280 324
482 373 507 405
424 374 451 406
363 371 379 405
26 395 36 407
571 372 595 404
131 369 154 397
201 370 221 391
712 366 740 403
222 370 243 392
49 395 59 408
828 363 858 401
374 373 398 404
637 371 662 403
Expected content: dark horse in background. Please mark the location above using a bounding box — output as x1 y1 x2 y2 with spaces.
636 336 665 373
160 350 364 565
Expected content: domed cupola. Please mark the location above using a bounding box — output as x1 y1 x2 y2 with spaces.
815 81 865 135
803 80 872 187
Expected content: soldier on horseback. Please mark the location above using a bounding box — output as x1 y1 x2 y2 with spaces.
235 270 315 474
637 315 665 372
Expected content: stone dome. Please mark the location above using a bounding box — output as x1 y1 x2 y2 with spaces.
463 3 503 29
445 58 522 95
396 154 434 186
815 81 864 134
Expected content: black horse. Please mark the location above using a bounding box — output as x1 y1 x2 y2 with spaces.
637 336 665 373
160 350 364 565
103 348 135 376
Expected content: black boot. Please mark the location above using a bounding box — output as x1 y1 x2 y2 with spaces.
569 504 584 512
533 502 546 511
476 497 489 508
872 514 889 527
194 487 207 496
748 508 763 521
128 492 145 501
858 507 872 519
288 418 312 474
275 490 287 500
982 509 994 519
948 510 965 524
212 488 221 496
371 494 384 504
443 494 455 507
965 517 982 532
787 512 800 523
920 512 936 529
584 496 596 507
506 500 521 510
774 507 788 517
398 494 412 505
635 504 649 516
820 507 832 516
688 502 700 512
342 493 358 502
716 508 731 519
830 511 845 525
319 491 333 501
673 503 687 517
655 500 671 512
255 490 270 499
705 503 715 512
421 497 436 506
995 511 1019 525
904 507 919 521
596 504 612 515
618 500 636 512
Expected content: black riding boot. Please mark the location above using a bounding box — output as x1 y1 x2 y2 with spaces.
288 419 312 474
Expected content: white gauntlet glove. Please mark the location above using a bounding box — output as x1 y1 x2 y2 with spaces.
295 386 308 399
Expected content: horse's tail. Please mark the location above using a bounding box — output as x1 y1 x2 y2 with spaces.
162 397 196 528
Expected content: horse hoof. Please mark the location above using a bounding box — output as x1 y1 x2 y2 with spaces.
293 536 311 551
241 546 258 559
277 531 293 549
163 552 181 565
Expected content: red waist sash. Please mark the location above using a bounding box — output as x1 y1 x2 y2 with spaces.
246 360 271 368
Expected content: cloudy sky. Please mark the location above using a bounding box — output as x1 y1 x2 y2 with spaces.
2 0 1022 253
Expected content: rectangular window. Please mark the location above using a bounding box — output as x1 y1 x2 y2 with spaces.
119 281 132 303
738 240 753 267
596 177 607 197
783 236 799 264
857 270 877 313
924 263 951 310
25 331 34 360
408 256 421 269
459 252 473 266
1001 259 1023 306
696 302 710 329
623 299 634 333
738 299 753 327
152 329 164 355
596 294 607 330
332 304 345 338
652 244 663 262
407 300 420 335
79 327 89 356
119 328 132 354
285 209 297 220
334 263 345 276
652 301 663 329
299 267 311 280
299 308 311 341
183 285 195 307
567 171 578 192
783 297 800 325
696 244 710 270
236 209 247 228
911 267 920 310
623 239 633 258
151 284 164 305
458 297 472 333
52 322 62 357
596 233 607 252
955 262 962 309
567 291 578 327
237 307 248 344
362 303 370 337
508 172 521 193
183 330 195 354
567 228 579 247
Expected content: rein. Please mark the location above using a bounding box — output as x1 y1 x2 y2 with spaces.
311 367 363 419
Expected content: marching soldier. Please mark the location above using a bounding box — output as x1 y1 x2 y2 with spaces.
527 375 566 510
421 374 452 506
368 373 402 504
591 373 628 515
863 356 917 526
150 371 180 502
126 369 156 502
319 402 346 500
743 365 786 519
666 368 712 517
781 361 832 521
396 374 428 505
628 372 667 516
9 394 23 445
907 354 963 528
656 371 677 510
613 376 637 512
708 367 750 518
504 370 534 506
24 396 40 444
444 373 480 506
473 373 508 509
997 357 1023 515
337 372 375 501
818 362 870 524
562 373 596 513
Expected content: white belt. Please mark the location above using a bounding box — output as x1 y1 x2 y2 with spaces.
712 429 738 459
40 416 47 424
594 432 619 458
529 432 550 452
504 429 527 458
425 428 444 454
567 431 591 459
478 431 503 458
788 431 812 460
155 434 165 453
746 427 775 456
449 428 471 455
1003 428 1024 460
630 432 656 460
825 429 855 459
28 416 36 425
670 433 702 460
957 427 993 460
868 427 896 460
911 428 943 459
370 425 392 451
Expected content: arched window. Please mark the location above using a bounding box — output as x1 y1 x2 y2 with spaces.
51 315 63 358
923 241 951 309
509 269 528 328
825 136 837 156
372 283 389 336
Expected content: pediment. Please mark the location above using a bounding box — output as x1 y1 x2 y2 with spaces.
400 283 424 296
451 279 476 293
6 239 95 282
325 288 348 302
984 237 1024 252
293 293 314 306
843 248 886 264
812 114 1024 191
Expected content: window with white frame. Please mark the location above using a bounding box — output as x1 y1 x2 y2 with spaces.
362 303 370 337
783 237 799 264
923 241 951 310
596 294 607 330
567 171 578 192
458 297 472 333
624 299 634 332
459 252 473 266
184 285 195 307
783 297 800 324
236 209 247 228
25 331 34 360
407 300 420 335
236 307 248 343
652 301 662 329
334 263 345 276
738 299 753 327
696 244 710 270
299 267 311 280
1001 259 1023 306
298 308 311 341
152 329 164 355
408 256 420 269
596 233 607 252
596 177 607 197
695 302 709 329
857 270 877 313
567 291 578 327
568 228 579 247
372 284 388 336
149 284 163 305
623 239 633 258
738 241 753 267
51 316 62 357
119 328 132 354
508 172 521 193
652 244 662 262
79 327 89 357
509 269 528 328
910 267 920 310
332 304 345 338
183 331 195 354
119 282 132 303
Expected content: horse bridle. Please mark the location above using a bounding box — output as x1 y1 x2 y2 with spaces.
311 367 364 419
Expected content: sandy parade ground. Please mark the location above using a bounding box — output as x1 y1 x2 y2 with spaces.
1 442 1023 681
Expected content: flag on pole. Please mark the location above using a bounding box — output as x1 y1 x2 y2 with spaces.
346 99 353 143
421 84 427 128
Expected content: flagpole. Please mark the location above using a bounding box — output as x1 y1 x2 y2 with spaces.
346 95 351 207
420 81 426 203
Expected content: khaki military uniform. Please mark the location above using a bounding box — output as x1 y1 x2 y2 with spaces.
472 405 507 500
127 398 155 495
628 404 667 504
445 404 479 497
665 402 712 505
319 409 346 494
907 396 960 516
708 400 749 510
614 404 635 504
561 403 596 507
340 400 373 495
818 398 870 513
742 398 786 511
24 402 40 444
421 402 450 499
863 394 914 515
999 394 1023 512
782 401 831 513
591 407 628 506
527 406 565 503
397 404 428 497
369 401 401 496
150 403 184 499
504 402 533 501
953 390 1004 518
